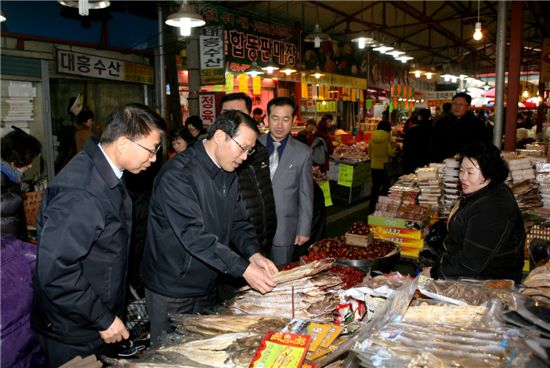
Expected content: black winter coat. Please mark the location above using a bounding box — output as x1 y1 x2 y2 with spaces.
431 182 525 283
32 140 132 345
1 171 28 240
141 142 260 298
236 141 276 253
430 111 488 163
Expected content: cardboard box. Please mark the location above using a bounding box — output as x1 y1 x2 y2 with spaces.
375 234 425 249
344 232 374 247
370 225 427 240
368 215 429 230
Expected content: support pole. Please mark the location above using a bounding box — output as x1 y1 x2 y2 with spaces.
493 1 507 148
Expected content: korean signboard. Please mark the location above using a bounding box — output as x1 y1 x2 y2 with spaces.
57 49 153 85
199 94 216 126
199 4 299 73
200 26 225 85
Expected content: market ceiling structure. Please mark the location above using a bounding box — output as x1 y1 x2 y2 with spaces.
102 1 550 79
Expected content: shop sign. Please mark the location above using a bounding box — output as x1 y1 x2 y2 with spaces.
199 94 216 126
199 4 299 72
200 26 225 85
540 38 550 84
56 49 153 85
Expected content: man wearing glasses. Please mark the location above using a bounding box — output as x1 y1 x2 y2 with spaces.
430 92 489 163
32 103 166 367
141 110 278 346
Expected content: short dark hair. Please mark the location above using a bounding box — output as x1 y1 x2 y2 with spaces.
185 115 206 134
377 120 391 132
206 110 259 140
306 118 316 127
77 110 94 125
170 127 195 144
453 92 472 105
100 103 166 144
252 107 263 115
267 97 297 116
418 108 432 122
460 142 509 185
442 102 452 113
220 93 253 114
1 127 42 168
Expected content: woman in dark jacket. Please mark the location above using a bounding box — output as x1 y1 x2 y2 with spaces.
1 127 42 241
310 114 335 173
425 142 525 283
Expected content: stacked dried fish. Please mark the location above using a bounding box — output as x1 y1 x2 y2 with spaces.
171 314 287 336
224 259 344 321
522 260 550 306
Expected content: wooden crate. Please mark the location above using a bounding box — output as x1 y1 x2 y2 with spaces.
23 191 43 227
344 232 374 247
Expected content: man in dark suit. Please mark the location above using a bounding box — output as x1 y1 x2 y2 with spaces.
260 97 314 266
32 103 165 367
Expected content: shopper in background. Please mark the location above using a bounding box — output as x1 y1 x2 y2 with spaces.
74 110 96 153
168 126 195 159
32 103 165 367
368 120 396 214
141 111 277 345
296 118 316 145
1 128 47 367
260 97 314 267
185 115 207 141
252 107 265 129
310 117 335 173
430 92 488 163
423 142 524 283
402 108 432 174
1 127 42 241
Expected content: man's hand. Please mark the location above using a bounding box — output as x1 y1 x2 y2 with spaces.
99 316 129 344
249 253 278 275
294 235 310 246
243 261 276 294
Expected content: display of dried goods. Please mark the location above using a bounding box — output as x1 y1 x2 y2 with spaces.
419 279 523 310
332 143 369 161
347 221 371 235
306 238 397 261
224 262 345 321
171 315 288 336
522 260 550 306
403 305 487 326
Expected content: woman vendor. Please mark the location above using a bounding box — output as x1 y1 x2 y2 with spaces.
423 142 525 283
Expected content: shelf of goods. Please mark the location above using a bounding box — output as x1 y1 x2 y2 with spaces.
327 158 371 204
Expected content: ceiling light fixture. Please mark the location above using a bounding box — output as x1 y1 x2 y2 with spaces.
165 1 205 37
280 64 297 76
305 23 331 48
58 0 110 16
426 72 433 80
395 55 413 63
483 80 491 90
373 44 394 54
387 50 405 58
414 70 421 78
311 65 325 79
245 61 264 77
473 0 482 41
0 10 6 22
352 34 375 49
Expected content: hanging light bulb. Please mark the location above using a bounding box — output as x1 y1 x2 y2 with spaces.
58 0 110 16
483 81 491 90
280 64 297 76
426 72 433 80
310 65 325 79
261 57 280 74
0 10 6 22
395 55 413 63
352 34 374 50
373 44 394 54
165 1 205 37
245 61 264 77
473 22 483 41
415 70 421 78
522 90 529 98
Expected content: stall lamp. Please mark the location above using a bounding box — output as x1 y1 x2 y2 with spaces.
245 61 264 77
58 0 110 16
261 58 280 74
522 90 529 98
483 81 491 91
426 72 433 80
395 55 413 63
280 64 297 76
387 50 405 58
414 70 421 78
352 35 374 49
0 10 6 22
373 45 394 54
305 23 331 48
165 2 205 37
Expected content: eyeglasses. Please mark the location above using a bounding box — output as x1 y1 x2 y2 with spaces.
129 139 161 157
229 135 255 156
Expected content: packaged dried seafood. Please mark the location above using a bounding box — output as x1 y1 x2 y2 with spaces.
171 315 288 336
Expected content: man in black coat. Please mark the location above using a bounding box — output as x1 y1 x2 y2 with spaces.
430 93 489 163
32 104 165 367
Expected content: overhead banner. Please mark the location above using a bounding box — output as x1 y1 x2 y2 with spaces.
200 26 225 85
541 38 550 84
56 49 153 85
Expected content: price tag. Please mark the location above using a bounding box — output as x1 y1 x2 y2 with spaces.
337 164 353 187
318 180 332 207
